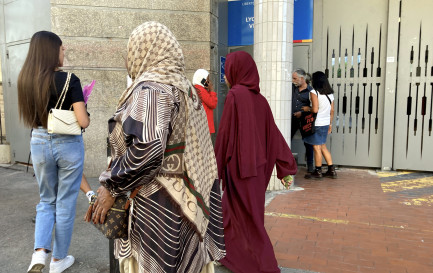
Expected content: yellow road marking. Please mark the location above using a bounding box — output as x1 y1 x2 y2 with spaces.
381 176 433 192
401 195 433 206
265 211 433 233
265 211 349 224
377 172 433 206
376 171 413 178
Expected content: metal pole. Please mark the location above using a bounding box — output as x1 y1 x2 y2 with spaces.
0 101 3 144
106 137 119 273
109 239 120 273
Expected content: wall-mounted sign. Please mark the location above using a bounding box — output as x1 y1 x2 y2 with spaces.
228 0 254 47
228 0 313 46
220 56 226 83
293 0 314 43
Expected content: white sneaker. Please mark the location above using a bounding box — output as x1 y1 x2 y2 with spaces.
27 250 48 273
49 255 75 273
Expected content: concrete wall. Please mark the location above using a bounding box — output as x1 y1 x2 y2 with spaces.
0 58 4 139
49 0 217 176
0 0 218 175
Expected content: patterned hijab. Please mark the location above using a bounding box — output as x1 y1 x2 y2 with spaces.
117 21 190 107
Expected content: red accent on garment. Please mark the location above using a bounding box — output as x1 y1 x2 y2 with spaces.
164 145 185 153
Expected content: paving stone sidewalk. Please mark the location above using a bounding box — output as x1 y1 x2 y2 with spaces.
265 167 433 273
4 163 432 273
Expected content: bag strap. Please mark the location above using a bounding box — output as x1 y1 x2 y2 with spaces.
315 90 332 105
54 72 72 110
325 94 332 105
125 186 143 210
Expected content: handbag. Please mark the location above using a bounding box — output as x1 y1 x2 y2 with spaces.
84 163 142 239
299 111 317 138
47 72 82 135
299 90 331 138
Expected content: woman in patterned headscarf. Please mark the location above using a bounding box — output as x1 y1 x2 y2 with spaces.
92 21 225 273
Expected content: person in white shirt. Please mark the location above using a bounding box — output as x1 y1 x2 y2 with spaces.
303 71 337 179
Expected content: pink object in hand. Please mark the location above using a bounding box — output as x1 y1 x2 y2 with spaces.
82 80 95 104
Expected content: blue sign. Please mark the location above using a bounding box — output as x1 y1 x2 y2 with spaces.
294 0 313 42
220 56 226 83
228 0 254 46
228 0 314 46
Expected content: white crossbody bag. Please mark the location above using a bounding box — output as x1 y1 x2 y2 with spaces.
47 72 82 135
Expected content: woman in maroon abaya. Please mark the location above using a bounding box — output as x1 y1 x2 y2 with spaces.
215 51 297 273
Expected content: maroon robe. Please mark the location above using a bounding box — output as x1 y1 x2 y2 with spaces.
215 51 297 273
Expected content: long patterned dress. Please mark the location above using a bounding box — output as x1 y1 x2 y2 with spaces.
100 81 225 273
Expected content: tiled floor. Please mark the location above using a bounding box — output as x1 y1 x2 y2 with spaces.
265 168 433 273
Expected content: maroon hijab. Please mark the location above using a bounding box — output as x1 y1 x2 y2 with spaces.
215 51 266 179
225 51 260 94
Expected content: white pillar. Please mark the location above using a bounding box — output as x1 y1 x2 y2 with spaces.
255 0 294 190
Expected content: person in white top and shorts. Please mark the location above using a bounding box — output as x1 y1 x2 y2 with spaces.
303 71 337 179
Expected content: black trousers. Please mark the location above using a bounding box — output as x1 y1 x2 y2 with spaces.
291 116 314 165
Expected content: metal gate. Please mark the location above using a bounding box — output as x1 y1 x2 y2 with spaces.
393 0 433 171
4 43 32 163
319 0 389 168
314 0 433 171
0 0 51 164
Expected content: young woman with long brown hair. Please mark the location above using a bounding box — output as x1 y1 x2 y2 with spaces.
18 31 89 273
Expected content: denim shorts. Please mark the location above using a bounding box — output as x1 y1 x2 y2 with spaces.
303 125 329 145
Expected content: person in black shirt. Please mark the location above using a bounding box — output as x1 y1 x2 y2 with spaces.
291 68 314 173
17 31 90 273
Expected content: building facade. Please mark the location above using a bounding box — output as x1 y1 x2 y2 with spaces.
0 0 231 178
1 0 432 191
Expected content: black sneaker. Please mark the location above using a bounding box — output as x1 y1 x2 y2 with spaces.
304 169 323 179
323 166 337 179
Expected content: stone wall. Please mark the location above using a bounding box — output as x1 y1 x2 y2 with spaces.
50 0 217 176
0 58 4 140
0 83 4 140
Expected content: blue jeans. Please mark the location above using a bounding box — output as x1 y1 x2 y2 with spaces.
31 128 84 260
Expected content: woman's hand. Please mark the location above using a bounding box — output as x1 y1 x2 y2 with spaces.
301 106 311 112
281 175 293 189
206 81 214 92
92 186 116 224
328 124 332 134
